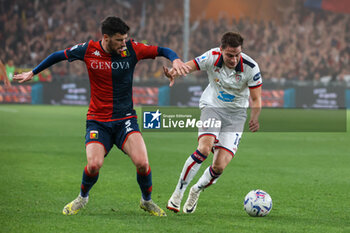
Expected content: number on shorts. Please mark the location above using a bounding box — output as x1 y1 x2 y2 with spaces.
234 133 240 145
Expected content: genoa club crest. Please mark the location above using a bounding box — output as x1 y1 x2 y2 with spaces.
90 130 98 139
121 49 130 57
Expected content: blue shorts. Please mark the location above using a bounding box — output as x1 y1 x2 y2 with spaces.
85 117 140 156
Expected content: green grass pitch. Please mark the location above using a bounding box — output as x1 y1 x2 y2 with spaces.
0 105 349 233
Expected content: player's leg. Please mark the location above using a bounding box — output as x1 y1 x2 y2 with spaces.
183 148 233 213
167 134 215 213
82 143 106 196
122 132 150 200
62 143 106 215
63 120 110 216
183 129 241 214
122 132 166 216
193 147 233 190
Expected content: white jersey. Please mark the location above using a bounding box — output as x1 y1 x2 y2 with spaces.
194 48 262 109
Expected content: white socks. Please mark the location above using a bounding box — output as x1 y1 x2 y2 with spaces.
192 166 221 191
173 150 207 197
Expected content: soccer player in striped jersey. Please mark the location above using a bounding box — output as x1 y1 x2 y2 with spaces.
164 32 262 213
14 16 190 216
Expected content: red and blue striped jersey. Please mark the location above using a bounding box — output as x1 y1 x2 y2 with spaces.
64 39 159 122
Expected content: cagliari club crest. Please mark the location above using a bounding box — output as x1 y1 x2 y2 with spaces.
235 73 242 82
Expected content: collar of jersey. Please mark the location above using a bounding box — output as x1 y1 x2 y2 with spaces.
215 54 244 72
98 40 111 56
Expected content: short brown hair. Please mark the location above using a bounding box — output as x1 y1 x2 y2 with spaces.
221 32 244 49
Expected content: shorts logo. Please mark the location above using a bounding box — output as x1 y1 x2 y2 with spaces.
90 130 98 139
125 120 134 133
143 109 161 129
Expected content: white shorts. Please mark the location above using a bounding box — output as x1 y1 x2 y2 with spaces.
198 107 247 157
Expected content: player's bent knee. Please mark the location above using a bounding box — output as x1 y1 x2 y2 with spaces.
197 145 212 156
211 164 224 174
87 161 103 173
135 161 150 174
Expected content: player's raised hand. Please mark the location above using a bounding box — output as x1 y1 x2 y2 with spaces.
13 71 34 83
172 58 191 76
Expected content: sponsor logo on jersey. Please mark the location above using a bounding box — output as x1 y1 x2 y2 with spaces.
195 55 207 63
90 130 98 139
90 60 130 70
217 91 235 102
253 72 261 81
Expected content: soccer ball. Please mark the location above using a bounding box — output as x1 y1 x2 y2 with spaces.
244 189 272 217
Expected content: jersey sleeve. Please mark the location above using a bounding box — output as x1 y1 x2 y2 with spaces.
64 41 89 62
248 64 263 88
130 39 158 60
193 50 213 71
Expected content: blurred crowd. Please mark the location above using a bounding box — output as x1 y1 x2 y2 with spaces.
1 0 349 84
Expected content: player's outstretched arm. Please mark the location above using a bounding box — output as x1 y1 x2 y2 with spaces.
13 71 34 83
13 50 67 84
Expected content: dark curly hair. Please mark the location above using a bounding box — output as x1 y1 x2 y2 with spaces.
101 16 130 36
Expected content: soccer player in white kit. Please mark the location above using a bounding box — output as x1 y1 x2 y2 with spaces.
164 32 262 213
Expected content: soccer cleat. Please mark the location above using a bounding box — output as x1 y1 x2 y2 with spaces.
62 194 88 216
166 193 183 213
140 199 167 216
183 186 201 214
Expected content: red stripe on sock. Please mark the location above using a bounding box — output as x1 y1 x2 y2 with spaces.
183 161 196 180
204 178 216 188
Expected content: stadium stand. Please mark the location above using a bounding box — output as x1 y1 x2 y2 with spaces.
1 0 349 84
